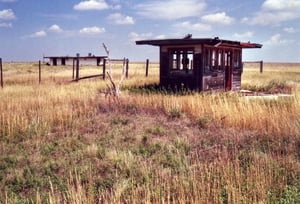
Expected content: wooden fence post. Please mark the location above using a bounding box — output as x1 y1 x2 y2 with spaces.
145 59 149 77
260 60 263 73
72 59 75 80
103 58 106 80
0 58 3 88
76 54 80 80
125 58 129 78
39 60 41 84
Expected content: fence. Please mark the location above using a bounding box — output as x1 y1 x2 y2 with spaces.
0 58 156 88
72 57 129 81
0 58 3 88
243 60 263 73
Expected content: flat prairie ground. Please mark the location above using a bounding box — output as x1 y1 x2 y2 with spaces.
0 62 299 203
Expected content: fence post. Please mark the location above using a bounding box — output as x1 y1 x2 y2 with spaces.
72 59 75 80
0 58 3 88
260 60 263 73
125 58 129 78
103 58 106 80
76 54 80 80
145 59 149 77
39 60 41 84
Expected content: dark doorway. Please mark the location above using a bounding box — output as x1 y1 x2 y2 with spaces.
53 58 57 66
61 58 66 65
224 50 232 90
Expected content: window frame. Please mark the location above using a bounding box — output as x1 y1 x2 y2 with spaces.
168 48 194 74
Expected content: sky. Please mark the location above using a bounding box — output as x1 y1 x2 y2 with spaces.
0 0 300 62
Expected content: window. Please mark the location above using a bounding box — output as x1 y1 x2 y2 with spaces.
211 50 217 67
204 48 223 74
169 48 194 73
224 50 232 67
233 49 241 69
218 50 223 68
204 49 210 73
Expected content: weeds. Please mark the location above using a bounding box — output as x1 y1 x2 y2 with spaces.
0 62 300 203
196 116 212 129
279 185 300 203
146 126 167 136
110 117 131 126
168 107 182 118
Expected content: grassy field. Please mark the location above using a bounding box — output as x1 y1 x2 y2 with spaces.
0 62 300 203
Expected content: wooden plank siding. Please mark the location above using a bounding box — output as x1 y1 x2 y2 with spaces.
136 37 262 92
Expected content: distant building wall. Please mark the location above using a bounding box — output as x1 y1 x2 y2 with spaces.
46 56 105 66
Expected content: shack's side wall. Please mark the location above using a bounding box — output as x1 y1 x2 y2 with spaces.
49 58 56 66
158 44 242 92
159 47 169 85
65 59 74 66
48 58 103 66
201 46 243 91
49 58 69 66
159 45 202 90
232 69 242 90
77 58 100 66
232 49 243 91
194 46 203 91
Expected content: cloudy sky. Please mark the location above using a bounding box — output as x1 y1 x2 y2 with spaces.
0 0 300 62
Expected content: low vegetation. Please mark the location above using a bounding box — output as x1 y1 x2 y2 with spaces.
0 62 299 203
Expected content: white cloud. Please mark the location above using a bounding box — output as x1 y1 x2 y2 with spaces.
283 27 296 33
233 31 253 39
262 0 300 11
48 24 63 33
265 33 290 45
241 17 249 24
201 12 235 25
74 0 109 11
247 0 300 25
30 30 47 38
250 11 299 26
0 9 16 20
107 13 135 25
136 0 206 20
0 22 12 27
79 26 105 35
155 35 166 39
174 21 211 32
128 32 153 41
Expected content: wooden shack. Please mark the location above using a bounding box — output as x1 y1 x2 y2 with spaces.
136 36 262 91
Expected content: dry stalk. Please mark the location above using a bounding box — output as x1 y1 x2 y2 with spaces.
101 43 126 103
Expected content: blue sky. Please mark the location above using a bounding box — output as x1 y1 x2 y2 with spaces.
0 0 300 62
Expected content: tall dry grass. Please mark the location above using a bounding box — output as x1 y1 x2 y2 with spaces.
0 62 300 203
126 91 300 136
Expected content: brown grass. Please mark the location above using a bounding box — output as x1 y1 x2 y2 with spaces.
0 62 299 203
